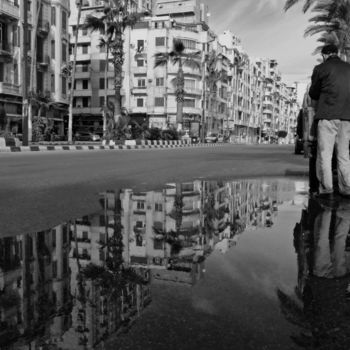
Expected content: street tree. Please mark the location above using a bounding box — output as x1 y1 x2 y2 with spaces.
83 0 147 140
154 39 201 130
306 0 350 61
68 0 83 143
284 0 317 12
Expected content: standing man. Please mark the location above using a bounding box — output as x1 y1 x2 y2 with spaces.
309 44 350 199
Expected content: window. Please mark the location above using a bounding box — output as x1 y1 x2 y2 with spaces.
51 6 56 25
153 239 163 250
52 261 57 278
99 60 105 71
138 79 146 88
181 39 196 50
136 221 143 228
184 79 195 90
155 97 164 107
51 40 55 58
62 42 67 62
82 64 89 72
12 25 18 46
82 79 88 89
137 98 144 107
82 28 88 36
155 203 162 211
62 10 67 32
51 73 55 92
82 45 88 54
62 76 67 95
155 37 165 46
137 59 144 67
99 250 105 261
137 201 145 210
82 231 88 240
137 39 144 52
99 78 105 90
99 232 106 243
52 229 56 247
156 77 164 86
99 96 105 106
184 99 195 108
82 97 89 107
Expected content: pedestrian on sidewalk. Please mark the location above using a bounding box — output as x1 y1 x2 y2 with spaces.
309 44 350 199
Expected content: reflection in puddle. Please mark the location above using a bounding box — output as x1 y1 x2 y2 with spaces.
0 179 319 349
279 197 350 349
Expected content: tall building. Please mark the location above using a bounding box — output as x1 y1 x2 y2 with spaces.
0 0 69 138
0 0 21 133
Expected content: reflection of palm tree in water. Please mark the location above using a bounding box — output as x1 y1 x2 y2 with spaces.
277 198 350 348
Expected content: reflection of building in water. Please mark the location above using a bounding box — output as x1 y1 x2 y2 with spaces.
122 182 208 285
0 224 71 349
57 191 151 350
120 179 290 280
278 198 350 349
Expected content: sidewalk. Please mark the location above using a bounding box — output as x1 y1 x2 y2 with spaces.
0 139 223 153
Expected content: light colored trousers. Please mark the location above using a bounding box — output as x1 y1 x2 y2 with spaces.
317 119 350 194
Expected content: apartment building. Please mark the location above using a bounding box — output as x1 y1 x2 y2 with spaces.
0 0 69 137
122 0 212 133
69 0 152 136
0 0 21 132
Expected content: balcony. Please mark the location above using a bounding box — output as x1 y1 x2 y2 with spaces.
131 86 147 95
38 20 50 36
0 42 13 62
38 20 50 37
37 55 50 69
0 82 20 96
0 0 20 20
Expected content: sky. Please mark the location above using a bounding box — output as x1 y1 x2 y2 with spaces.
201 0 320 101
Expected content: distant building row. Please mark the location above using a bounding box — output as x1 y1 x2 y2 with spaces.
0 0 299 143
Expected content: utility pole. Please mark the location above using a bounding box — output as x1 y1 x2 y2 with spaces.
21 0 29 146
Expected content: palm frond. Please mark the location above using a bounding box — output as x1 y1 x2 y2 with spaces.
173 39 185 54
154 52 170 68
83 15 106 32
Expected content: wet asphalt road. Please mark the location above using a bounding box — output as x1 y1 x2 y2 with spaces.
0 144 308 236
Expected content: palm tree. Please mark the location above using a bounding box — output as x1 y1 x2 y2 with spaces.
305 0 350 61
68 0 83 143
83 0 147 138
284 0 318 12
27 0 42 142
204 50 226 134
154 39 201 130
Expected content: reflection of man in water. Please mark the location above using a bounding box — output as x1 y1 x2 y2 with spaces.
313 200 350 278
279 199 350 348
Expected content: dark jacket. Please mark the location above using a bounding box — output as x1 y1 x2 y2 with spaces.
309 56 350 120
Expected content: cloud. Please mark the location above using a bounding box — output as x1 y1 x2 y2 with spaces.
202 0 319 82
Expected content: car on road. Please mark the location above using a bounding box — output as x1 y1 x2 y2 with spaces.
75 132 101 142
205 133 218 143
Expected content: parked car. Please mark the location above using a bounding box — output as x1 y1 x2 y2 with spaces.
205 132 218 143
75 132 101 142
217 134 224 143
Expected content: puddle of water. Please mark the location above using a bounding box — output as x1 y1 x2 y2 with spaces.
1 178 350 349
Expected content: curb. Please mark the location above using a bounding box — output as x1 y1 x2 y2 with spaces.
0 142 224 153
